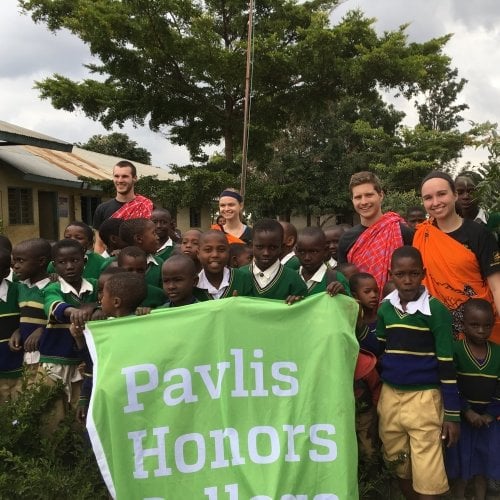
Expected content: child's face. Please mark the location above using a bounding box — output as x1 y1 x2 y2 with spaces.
64 225 92 251
181 231 200 258
253 230 282 271
151 212 172 242
119 255 147 274
100 282 116 317
198 234 229 275
295 235 326 274
54 247 85 285
406 210 426 229
463 308 493 346
232 249 252 268
353 278 379 311
323 229 342 259
389 257 425 304
12 248 43 281
162 262 197 306
139 221 160 254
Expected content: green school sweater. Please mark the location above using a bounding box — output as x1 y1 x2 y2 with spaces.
239 263 308 300
302 268 351 297
194 268 253 301
142 285 167 308
156 244 174 262
145 255 164 288
283 255 300 271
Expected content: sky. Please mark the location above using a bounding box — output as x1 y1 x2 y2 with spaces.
2 0 500 169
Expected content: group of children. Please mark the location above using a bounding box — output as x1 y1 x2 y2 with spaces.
0 209 498 499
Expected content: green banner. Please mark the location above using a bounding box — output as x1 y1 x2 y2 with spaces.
85 294 359 499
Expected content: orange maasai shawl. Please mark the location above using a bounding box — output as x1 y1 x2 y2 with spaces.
210 224 245 245
111 195 153 220
347 212 404 298
413 219 500 343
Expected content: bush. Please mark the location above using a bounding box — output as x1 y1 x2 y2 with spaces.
0 377 108 500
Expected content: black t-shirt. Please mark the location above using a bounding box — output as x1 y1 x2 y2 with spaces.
92 199 125 230
446 218 500 279
338 222 414 264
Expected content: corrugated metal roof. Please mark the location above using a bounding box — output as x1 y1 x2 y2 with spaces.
0 144 178 189
0 121 73 152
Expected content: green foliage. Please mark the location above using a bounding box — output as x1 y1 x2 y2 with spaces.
382 189 422 216
78 132 152 164
0 377 107 499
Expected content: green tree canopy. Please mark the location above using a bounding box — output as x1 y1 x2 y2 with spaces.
78 132 152 164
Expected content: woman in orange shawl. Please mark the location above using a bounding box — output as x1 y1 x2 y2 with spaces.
414 171 500 342
214 189 252 244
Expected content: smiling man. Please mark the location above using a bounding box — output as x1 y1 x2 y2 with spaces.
338 171 414 297
92 160 154 253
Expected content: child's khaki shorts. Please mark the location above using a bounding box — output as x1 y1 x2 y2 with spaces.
377 384 449 495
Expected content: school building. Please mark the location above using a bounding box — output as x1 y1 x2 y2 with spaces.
0 121 211 244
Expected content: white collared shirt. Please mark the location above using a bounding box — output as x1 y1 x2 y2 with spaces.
327 257 337 269
386 288 431 316
6 269 14 282
157 238 173 254
252 260 281 288
475 207 488 224
280 251 296 265
197 267 231 299
300 263 327 289
0 278 9 302
59 277 94 298
147 254 160 266
22 277 51 289
101 250 110 259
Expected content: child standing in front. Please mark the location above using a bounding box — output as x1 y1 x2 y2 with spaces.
194 230 252 301
377 246 460 499
446 299 500 500
239 218 307 302
161 255 199 307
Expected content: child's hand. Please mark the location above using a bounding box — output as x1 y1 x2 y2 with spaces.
69 305 95 329
76 405 88 425
232 290 238 297
285 295 303 305
69 322 84 339
135 307 152 316
464 409 484 428
441 421 460 447
24 327 43 352
48 272 59 283
480 414 494 426
326 281 345 296
8 330 22 352
91 308 107 321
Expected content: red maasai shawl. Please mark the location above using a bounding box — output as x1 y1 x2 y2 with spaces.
347 212 404 298
111 195 153 220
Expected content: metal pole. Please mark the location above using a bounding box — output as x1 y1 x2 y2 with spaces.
240 0 254 198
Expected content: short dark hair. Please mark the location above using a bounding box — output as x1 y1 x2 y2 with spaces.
163 254 197 276
349 272 377 294
119 218 150 246
391 246 423 269
99 218 123 247
14 238 52 262
66 221 94 242
463 298 494 322
199 230 229 246
298 226 326 244
253 218 284 239
0 235 12 253
51 239 85 260
100 266 126 278
421 170 455 193
114 160 137 177
151 208 172 219
117 246 147 265
0 248 11 268
406 206 425 216
105 272 147 311
229 243 252 259
349 171 383 195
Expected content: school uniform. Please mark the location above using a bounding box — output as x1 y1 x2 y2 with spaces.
18 277 51 365
156 238 174 262
281 252 300 271
239 260 308 300
0 278 21 401
141 285 167 309
194 267 253 301
299 263 351 296
446 339 500 483
145 254 164 288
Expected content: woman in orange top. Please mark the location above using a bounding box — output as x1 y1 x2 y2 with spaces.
215 189 252 244
413 171 500 342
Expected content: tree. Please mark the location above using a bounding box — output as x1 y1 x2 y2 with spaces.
78 132 152 164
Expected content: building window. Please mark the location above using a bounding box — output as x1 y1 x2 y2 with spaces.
8 188 33 224
81 196 101 226
189 207 201 227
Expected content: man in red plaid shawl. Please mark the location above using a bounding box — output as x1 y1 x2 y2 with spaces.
93 160 153 253
337 172 414 299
